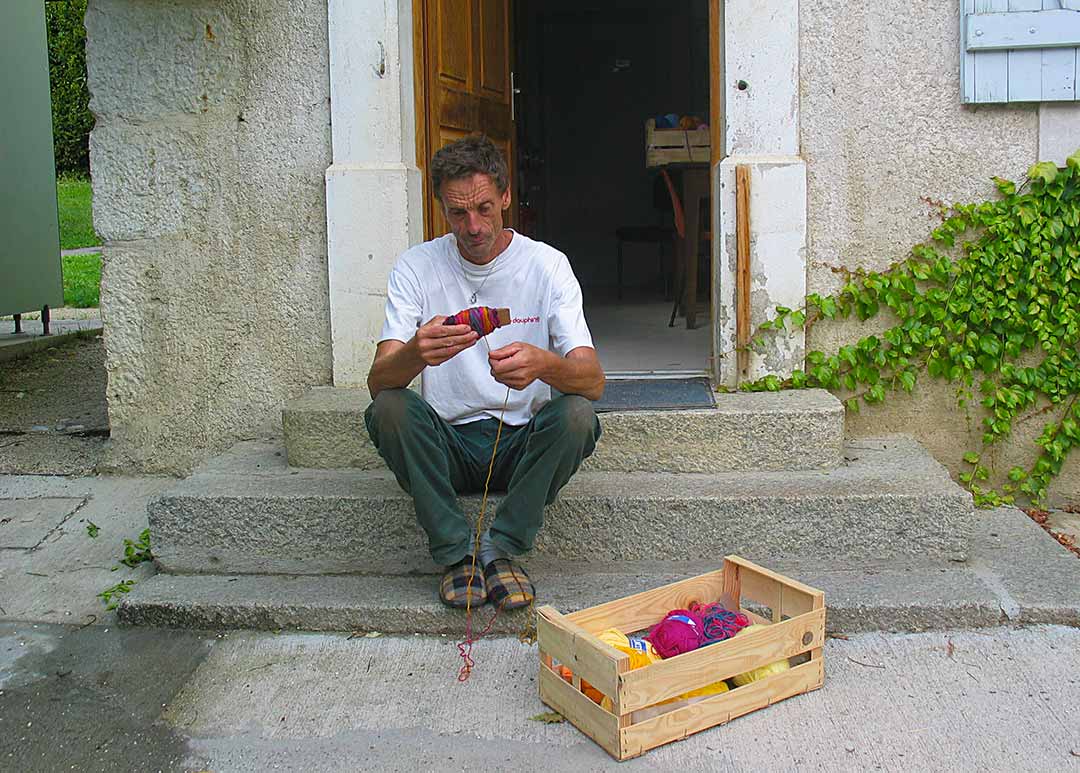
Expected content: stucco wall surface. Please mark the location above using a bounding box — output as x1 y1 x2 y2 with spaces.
86 0 333 475
800 1 1079 503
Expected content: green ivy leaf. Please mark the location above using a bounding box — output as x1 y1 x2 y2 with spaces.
993 176 1016 196
1028 162 1058 185
750 159 1080 507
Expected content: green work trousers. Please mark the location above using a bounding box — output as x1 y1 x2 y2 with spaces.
364 388 601 566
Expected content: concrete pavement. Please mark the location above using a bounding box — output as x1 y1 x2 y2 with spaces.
2 472 1080 771
2 622 1078 771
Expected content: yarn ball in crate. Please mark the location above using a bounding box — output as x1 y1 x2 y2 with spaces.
647 608 705 658
690 602 751 644
629 679 730 724
597 628 661 670
556 664 607 707
654 113 681 129
730 624 792 686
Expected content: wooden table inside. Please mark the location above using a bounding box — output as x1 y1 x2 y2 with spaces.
657 163 709 330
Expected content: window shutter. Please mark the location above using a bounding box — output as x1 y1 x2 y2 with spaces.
961 0 1080 103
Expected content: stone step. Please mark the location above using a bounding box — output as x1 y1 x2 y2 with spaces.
148 435 974 575
118 508 1080 634
281 386 844 473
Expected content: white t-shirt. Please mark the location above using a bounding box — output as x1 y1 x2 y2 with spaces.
379 230 594 426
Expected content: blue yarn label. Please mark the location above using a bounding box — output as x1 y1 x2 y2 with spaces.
626 637 651 654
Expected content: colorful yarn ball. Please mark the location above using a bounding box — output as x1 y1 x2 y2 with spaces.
444 306 509 338
596 628 661 670
730 624 792 686
647 608 705 658
690 602 751 644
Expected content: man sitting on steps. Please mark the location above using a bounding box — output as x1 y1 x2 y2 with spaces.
364 135 605 610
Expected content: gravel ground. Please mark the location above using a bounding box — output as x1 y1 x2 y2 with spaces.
0 335 108 475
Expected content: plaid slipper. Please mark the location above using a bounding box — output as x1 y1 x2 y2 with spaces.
483 558 535 610
439 557 487 609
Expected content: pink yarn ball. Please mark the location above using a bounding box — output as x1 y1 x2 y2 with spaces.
647 608 705 658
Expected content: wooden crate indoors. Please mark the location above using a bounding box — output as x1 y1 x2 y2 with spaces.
645 118 711 167
537 556 826 761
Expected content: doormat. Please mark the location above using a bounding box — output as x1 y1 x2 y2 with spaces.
592 378 716 413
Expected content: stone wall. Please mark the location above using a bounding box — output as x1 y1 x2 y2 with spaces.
800 1 1079 503
86 0 333 475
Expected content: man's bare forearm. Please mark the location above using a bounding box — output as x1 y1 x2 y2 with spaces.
367 340 425 398
541 348 605 401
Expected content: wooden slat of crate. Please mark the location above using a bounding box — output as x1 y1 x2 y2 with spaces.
726 556 824 603
617 607 826 712
645 119 710 168
539 663 622 759
726 556 823 621
565 570 726 635
536 605 623 699
619 658 825 760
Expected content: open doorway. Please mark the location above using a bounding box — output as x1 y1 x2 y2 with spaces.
512 0 713 376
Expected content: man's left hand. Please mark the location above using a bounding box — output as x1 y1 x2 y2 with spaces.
488 342 553 391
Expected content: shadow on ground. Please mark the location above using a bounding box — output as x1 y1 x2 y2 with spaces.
0 622 213 771
0 335 108 475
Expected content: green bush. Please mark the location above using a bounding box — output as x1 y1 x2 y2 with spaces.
47 0 94 175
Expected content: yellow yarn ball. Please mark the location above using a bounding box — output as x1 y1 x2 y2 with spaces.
596 628 661 670
731 624 792 686
676 679 729 700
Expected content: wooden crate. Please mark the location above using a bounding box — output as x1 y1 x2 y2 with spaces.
537 556 825 761
645 118 711 167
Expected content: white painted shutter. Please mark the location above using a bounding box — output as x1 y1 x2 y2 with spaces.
961 0 1080 103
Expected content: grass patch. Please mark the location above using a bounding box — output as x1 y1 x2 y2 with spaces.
56 174 101 250
63 252 101 308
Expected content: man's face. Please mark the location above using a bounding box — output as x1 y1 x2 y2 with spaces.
440 173 511 264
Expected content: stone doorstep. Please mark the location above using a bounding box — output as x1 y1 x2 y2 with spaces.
148 435 974 575
118 508 1080 634
282 386 845 473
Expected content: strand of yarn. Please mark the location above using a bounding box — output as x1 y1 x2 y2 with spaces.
445 306 507 337
457 385 511 681
690 602 751 644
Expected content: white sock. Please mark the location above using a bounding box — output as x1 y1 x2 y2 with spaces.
477 529 509 567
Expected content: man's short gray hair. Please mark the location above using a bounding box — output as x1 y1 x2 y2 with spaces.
430 135 510 198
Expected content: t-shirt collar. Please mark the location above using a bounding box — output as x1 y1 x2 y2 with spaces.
453 229 519 278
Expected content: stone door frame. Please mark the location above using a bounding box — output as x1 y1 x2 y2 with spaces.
324 0 808 390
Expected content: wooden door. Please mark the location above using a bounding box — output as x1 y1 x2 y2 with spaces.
418 0 515 239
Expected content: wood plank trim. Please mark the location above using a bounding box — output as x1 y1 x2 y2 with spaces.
966 10 1080 51
735 164 751 381
619 658 825 759
617 608 826 713
709 0 722 165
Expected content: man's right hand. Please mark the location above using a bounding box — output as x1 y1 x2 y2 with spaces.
414 315 479 366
